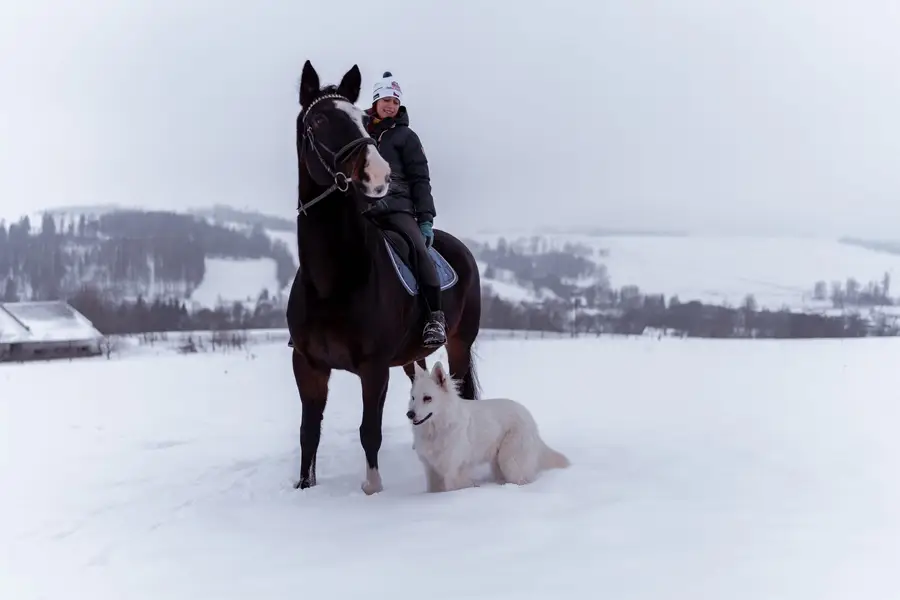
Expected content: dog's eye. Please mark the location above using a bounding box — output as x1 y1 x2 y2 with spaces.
423 395 432 403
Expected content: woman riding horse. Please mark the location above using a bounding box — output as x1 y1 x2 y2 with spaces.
362 71 446 349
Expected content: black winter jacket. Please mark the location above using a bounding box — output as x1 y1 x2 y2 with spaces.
363 106 436 223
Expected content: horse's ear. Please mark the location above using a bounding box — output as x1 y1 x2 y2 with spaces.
299 60 320 107
431 361 448 390
337 64 362 104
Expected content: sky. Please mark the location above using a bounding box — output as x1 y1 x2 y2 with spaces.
2 0 900 238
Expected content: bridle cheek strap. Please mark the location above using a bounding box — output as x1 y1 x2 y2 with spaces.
297 94 377 215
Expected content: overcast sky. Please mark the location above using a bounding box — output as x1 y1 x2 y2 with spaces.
2 0 899 238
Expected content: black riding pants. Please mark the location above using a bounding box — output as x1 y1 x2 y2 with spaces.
376 212 442 312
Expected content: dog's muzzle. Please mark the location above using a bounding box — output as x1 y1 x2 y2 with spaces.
407 411 433 426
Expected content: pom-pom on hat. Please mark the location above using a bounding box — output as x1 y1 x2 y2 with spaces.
372 71 402 104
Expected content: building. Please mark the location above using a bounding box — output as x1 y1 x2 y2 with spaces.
0 301 104 363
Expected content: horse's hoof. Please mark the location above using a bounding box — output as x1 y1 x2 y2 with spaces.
295 478 313 490
361 480 383 496
361 467 383 495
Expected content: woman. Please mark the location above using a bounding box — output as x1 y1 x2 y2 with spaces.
363 71 446 349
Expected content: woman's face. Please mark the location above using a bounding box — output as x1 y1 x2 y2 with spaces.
375 97 400 119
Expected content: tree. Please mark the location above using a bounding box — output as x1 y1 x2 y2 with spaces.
813 280 827 301
742 294 758 313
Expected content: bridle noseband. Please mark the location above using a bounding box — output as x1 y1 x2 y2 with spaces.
297 93 377 214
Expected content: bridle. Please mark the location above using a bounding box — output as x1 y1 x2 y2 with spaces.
297 93 377 215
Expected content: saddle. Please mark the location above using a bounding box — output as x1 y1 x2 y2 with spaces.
286 222 457 349
377 227 457 296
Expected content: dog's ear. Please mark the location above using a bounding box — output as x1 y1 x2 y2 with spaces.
431 361 449 390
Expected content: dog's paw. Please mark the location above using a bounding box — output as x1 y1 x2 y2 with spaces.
444 476 476 492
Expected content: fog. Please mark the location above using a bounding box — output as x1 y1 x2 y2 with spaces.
2 0 899 238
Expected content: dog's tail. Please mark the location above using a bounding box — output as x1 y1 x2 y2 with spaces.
539 442 571 471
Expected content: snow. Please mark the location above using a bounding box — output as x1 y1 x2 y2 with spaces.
469 233 900 310
0 306 29 343
483 278 539 303
475 260 550 304
3 334 900 599
0 301 102 343
190 257 281 308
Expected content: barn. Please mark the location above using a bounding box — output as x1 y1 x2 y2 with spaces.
0 301 105 363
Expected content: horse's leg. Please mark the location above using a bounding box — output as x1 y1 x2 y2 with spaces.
292 350 331 490
446 263 483 400
402 358 427 384
447 297 481 400
446 336 479 400
358 362 391 495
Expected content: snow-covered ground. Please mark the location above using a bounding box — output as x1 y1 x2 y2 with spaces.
3 335 899 599
470 232 900 310
189 257 282 309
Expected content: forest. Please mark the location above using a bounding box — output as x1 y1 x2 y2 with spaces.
0 210 296 304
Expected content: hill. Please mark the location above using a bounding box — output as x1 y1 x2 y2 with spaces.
459 231 900 337
466 231 900 310
0 208 296 310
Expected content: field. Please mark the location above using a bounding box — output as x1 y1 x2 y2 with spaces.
2 334 900 599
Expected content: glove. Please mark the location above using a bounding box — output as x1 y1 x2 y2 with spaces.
419 221 434 248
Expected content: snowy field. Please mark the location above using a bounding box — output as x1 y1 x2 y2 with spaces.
189 257 282 308
470 232 900 310
3 335 900 599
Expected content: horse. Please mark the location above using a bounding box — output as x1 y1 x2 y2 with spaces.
286 60 483 495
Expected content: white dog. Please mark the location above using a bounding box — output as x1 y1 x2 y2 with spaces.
407 361 570 492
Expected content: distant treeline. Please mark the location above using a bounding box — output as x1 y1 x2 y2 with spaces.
484 288 894 339
810 273 894 308
574 299 886 339
69 285 287 334
0 210 296 304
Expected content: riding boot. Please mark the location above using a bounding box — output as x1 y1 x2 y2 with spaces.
423 310 447 348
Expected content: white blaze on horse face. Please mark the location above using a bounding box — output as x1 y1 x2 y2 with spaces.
334 99 391 198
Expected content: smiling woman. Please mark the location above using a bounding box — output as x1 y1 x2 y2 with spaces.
361 70 447 348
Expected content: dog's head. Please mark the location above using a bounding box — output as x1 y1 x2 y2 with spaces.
406 361 459 427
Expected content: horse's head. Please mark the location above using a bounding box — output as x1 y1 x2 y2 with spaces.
297 60 391 211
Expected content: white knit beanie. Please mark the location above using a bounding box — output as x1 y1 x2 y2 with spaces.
372 71 403 104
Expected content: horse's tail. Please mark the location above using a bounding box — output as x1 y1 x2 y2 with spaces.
457 340 481 401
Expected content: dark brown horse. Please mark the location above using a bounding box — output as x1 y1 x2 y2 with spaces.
287 61 482 495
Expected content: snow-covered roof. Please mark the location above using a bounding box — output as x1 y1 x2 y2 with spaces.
0 301 103 344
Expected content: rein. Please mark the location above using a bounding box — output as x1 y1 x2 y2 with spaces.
297 93 377 215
